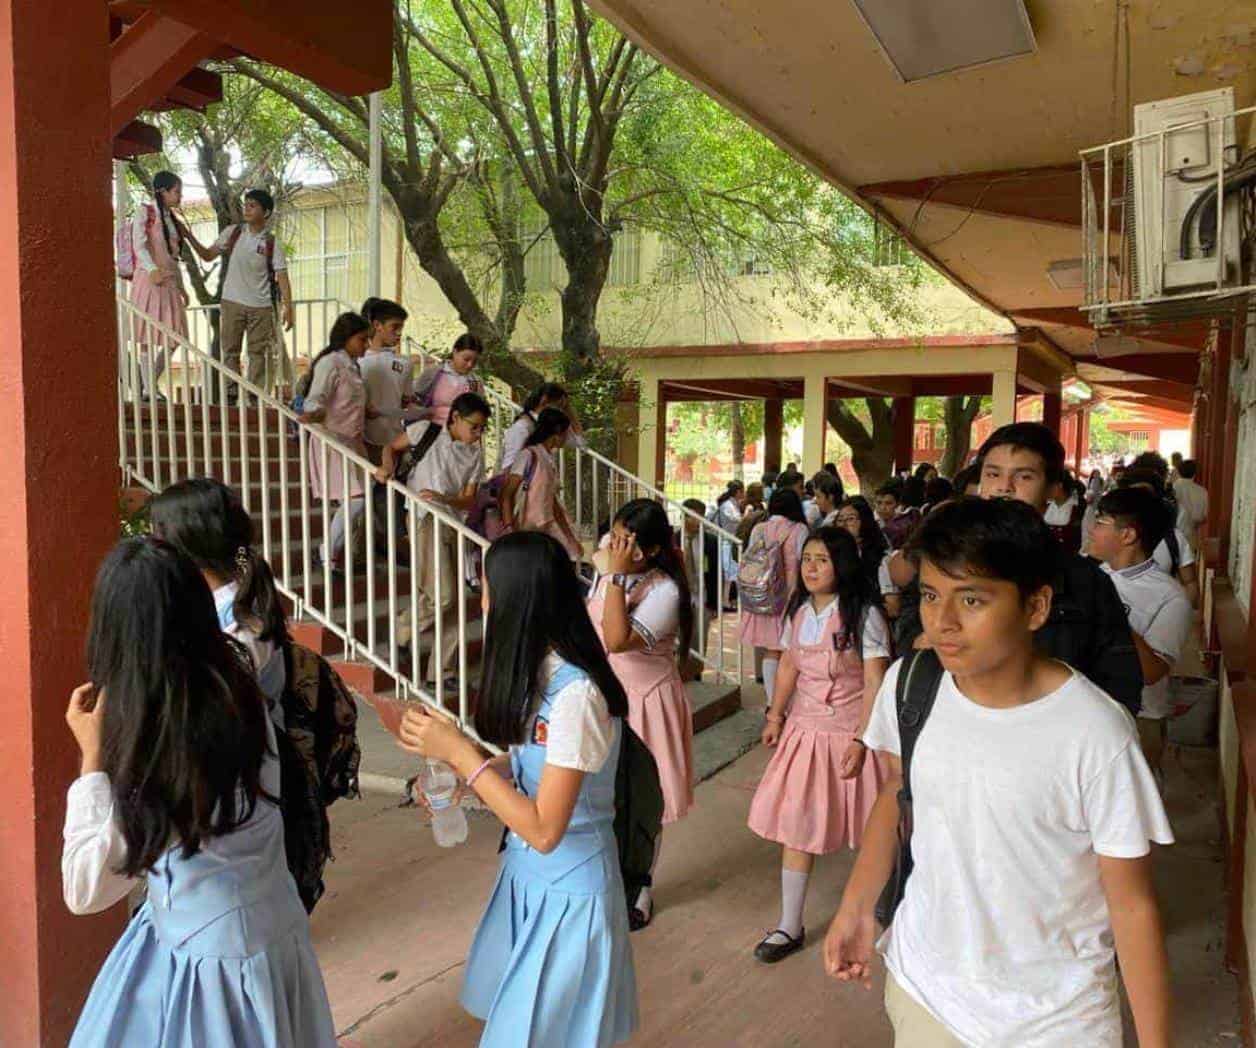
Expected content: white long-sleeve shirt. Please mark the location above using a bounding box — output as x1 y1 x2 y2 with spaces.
131 205 182 276
61 772 136 916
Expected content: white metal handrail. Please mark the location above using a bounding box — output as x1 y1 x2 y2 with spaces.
117 295 489 736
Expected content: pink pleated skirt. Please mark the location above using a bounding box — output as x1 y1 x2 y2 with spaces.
306 426 368 502
747 716 888 854
628 674 694 825
740 607 787 649
129 271 187 347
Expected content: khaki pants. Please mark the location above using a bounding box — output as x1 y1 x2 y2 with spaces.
220 300 278 396
414 513 461 684
885 974 965 1047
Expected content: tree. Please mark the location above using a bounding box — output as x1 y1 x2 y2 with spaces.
826 398 895 495
939 395 984 477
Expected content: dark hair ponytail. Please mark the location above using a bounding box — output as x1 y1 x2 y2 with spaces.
300 311 369 398
151 170 183 257
716 480 745 507
150 478 289 645
613 498 693 659
524 408 571 448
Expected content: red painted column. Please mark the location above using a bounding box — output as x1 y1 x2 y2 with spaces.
763 397 784 474
0 3 124 1043
1207 327 1232 534
1042 390 1062 440
891 396 915 474
1078 406 1091 464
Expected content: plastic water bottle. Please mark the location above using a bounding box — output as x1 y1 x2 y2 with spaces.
421 759 468 847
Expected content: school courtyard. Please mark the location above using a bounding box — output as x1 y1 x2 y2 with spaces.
317 672 1240 1046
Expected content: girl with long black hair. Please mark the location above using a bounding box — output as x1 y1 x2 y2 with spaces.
128 170 189 398
62 538 335 1046
588 498 694 928
497 381 587 472
298 311 373 571
399 532 638 1047
834 495 901 617
150 478 289 708
747 526 892 963
499 407 583 559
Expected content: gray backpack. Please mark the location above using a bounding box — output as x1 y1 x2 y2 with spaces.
737 526 788 615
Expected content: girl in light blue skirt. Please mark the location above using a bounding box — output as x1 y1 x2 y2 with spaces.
400 531 639 1047
62 538 336 1047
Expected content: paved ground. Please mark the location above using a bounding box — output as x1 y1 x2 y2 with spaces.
317 719 1241 1047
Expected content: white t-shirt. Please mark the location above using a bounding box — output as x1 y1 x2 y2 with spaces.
214 224 289 309
877 552 898 595
1152 528 1195 576
1043 495 1078 526
360 350 417 446
538 653 615 773
778 599 891 659
403 423 483 518
1172 478 1208 548
864 661 1173 1045
1101 559 1193 719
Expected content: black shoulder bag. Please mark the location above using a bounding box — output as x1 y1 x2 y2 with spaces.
874 648 944 927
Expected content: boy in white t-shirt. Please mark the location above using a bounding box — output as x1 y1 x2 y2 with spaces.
358 298 418 464
1090 486 1193 783
825 497 1173 1047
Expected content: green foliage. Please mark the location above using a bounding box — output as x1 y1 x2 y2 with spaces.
1089 403 1138 454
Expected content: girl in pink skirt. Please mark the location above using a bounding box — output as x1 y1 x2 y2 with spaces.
747 525 892 964
129 171 189 398
499 408 583 560
414 333 485 427
740 489 810 709
589 498 694 930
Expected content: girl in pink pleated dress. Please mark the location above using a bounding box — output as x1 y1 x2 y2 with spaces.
299 312 372 570
129 171 189 398
740 488 810 711
415 333 485 427
747 525 891 964
589 498 694 930
499 408 582 560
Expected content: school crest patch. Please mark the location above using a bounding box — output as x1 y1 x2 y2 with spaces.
532 718 549 746
391 360 405 374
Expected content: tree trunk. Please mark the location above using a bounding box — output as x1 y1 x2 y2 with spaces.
553 205 613 378
939 395 983 478
826 397 895 495
730 402 746 482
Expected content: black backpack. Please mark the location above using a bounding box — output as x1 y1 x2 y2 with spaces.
614 722 665 907
393 421 443 486
875 648 944 927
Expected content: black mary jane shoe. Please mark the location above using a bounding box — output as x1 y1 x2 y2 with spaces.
753 928 805 964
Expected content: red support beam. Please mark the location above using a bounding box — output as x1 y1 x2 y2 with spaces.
109 11 214 135
147 0 392 96
0 1 127 1042
112 118 162 159
1012 306 1215 353
1042 391 1062 439
764 398 784 474
891 396 915 474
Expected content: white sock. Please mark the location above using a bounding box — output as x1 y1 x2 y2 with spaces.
766 867 809 943
762 656 779 708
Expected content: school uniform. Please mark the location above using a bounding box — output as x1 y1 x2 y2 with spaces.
863 662 1172 1045
1101 558 1193 720
802 498 823 530
1173 477 1208 552
304 350 371 564
64 716 336 1047
498 412 587 473
214 581 286 715
739 516 809 649
589 570 694 823
414 362 483 427
748 601 890 853
404 422 483 683
461 654 638 1046
360 348 417 460
128 205 187 384
214 224 288 392
715 499 742 590
511 443 580 560
1152 527 1195 577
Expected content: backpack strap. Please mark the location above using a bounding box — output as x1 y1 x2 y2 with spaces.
520 446 539 488
894 648 944 805
223 222 245 277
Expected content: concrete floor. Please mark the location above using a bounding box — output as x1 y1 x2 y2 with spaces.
316 723 1241 1046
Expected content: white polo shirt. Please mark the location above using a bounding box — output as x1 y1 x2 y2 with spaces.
1152 528 1195 576
214 224 288 309
360 350 417 447
403 422 483 520
1101 558 1193 719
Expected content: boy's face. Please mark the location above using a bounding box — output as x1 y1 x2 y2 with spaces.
448 411 487 444
874 494 898 520
918 557 1051 677
242 198 268 224
375 318 405 347
1087 513 1136 564
683 516 700 537
979 445 1050 512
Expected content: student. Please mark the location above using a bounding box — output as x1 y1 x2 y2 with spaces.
63 538 336 1047
378 391 490 687
150 478 288 709
1044 469 1085 554
874 481 919 550
897 422 1144 714
183 189 295 400
498 382 587 472
1117 468 1199 604
735 481 768 545
776 469 806 502
951 463 981 497
499 407 582 560
1173 459 1208 554
398 532 639 1047
299 311 373 572
414 333 485 427
1090 487 1193 782
589 499 694 929
679 497 718 670
835 496 899 618
714 480 747 607
740 489 810 709
748 527 890 963
128 170 188 398
762 470 779 502
812 471 844 529
358 298 416 465
824 498 1173 1046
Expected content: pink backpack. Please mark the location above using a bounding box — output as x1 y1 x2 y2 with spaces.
115 204 154 281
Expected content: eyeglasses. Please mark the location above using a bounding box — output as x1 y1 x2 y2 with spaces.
835 515 861 525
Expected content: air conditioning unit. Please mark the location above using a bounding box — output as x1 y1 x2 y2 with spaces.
1131 88 1240 298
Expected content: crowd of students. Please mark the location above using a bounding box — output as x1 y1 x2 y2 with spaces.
64 311 1192 1047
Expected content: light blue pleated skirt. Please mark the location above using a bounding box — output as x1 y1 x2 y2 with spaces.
460 829 639 1047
